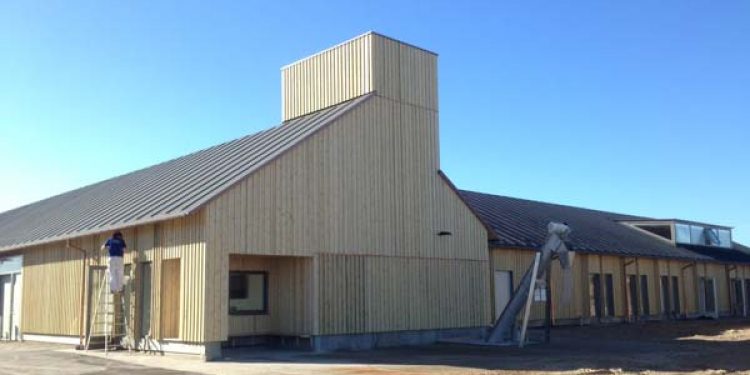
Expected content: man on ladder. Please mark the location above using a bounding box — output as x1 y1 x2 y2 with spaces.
85 230 129 353
102 231 126 293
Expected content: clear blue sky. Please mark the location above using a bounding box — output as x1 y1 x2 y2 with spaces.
1 1 748 243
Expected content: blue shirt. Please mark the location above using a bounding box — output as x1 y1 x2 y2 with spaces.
105 237 127 257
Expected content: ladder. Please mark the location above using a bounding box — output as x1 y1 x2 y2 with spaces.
84 269 131 354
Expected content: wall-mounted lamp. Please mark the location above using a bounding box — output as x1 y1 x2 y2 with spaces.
437 231 452 236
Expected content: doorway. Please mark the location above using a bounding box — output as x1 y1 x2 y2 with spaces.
732 279 745 316
699 277 717 318
1 273 22 340
494 270 513 321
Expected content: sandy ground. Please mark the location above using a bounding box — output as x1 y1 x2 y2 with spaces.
2 319 750 374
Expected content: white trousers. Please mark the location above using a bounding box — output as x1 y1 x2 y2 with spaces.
109 256 124 293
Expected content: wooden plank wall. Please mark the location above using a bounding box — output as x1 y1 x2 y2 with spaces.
317 254 489 335
489 248 749 323
281 33 437 121
282 33 372 121
227 255 313 336
205 38 487 341
21 243 83 336
370 34 438 111
19 212 206 343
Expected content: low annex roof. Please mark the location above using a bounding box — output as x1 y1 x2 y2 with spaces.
0 94 373 252
459 190 750 264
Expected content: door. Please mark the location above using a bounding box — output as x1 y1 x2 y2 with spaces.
493 271 512 321
160 259 180 339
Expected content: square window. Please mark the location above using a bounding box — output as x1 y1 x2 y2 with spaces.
675 224 691 243
690 225 706 245
229 271 268 315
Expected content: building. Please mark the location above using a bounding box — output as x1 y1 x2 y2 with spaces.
0 32 747 359
0 33 491 358
460 191 750 325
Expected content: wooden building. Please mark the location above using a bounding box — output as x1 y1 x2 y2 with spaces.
0 32 748 359
0 33 492 358
460 191 750 326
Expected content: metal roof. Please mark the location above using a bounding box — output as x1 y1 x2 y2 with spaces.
0 93 373 252
459 190 750 264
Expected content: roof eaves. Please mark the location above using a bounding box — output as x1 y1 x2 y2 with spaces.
0 210 191 253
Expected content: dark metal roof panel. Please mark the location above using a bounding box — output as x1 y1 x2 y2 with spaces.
0 94 373 251
458 190 750 263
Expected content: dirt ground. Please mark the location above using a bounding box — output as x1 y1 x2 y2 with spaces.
2 319 750 374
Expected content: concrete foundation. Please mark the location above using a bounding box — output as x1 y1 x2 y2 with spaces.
311 326 486 352
203 342 222 361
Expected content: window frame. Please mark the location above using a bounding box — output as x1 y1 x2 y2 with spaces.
228 271 269 316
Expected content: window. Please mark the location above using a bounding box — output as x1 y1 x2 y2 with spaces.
660 276 671 316
534 283 547 302
604 274 615 317
671 276 681 315
635 225 672 240
705 228 720 246
675 224 691 243
229 271 268 315
732 279 744 316
589 274 615 318
690 225 706 245
640 275 650 316
675 223 732 248
627 275 639 318
701 277 716 315
590 274 602 318
718 230 732 248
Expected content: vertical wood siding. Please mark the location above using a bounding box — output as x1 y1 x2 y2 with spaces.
490 248 740 323
206 36 486 341
281 33 437 121
282 33 372 121
21 243 83 336
152 213 206 342
19 212 206 343
317 254 489 335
